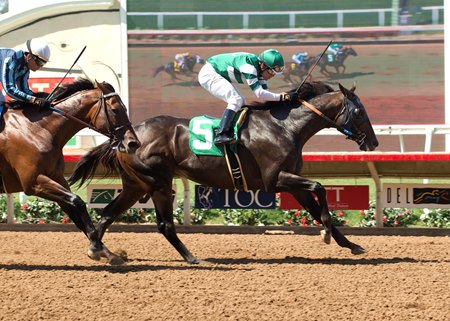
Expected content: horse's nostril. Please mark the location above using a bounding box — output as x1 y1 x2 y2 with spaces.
128 141 141 150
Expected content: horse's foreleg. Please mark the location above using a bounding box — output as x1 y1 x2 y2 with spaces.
277 171 332 242
320 65 329 77
152 188 201 264
33 175 124 265
293 191 367 255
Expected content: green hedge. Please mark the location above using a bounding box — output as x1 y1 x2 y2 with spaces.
2 195 448 227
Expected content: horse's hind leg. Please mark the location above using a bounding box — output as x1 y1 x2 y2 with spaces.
152 188 200 264
97 186 144 240
294 191 367 255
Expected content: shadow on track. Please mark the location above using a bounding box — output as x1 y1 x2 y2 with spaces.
0 262 240 274
204 256 448 266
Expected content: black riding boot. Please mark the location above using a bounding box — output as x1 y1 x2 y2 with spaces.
214 109 237 145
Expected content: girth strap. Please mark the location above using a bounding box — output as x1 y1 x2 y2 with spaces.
224 144 248 192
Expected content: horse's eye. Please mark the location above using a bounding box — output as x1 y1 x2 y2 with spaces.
354 108 362 118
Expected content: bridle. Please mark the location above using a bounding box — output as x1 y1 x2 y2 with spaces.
299 96 366 146
89 92 131 141
50 90 131 146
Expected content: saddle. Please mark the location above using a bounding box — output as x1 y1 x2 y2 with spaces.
189 108 249 191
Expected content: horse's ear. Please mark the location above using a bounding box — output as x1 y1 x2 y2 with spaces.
338 83 346 95
95 80 112 94
350 81 357 92
95 80 115 95
95 80 105 93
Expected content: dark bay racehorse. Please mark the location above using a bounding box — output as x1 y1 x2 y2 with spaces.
153 54 205 81
318 47 357 76
1 78 140 264
69 81 378 264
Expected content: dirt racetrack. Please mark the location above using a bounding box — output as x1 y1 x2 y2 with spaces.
0 231 448 321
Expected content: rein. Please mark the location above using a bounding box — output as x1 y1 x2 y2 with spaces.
299 98 366 145
50 91 130 142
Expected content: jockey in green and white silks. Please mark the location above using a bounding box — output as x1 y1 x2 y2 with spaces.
198 49 296 145
327 43 344 63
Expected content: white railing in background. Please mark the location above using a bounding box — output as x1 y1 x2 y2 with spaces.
315 125 450 153
128 24 444 37
127 6 443 30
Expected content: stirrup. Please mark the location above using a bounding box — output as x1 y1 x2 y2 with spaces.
214 134 235 145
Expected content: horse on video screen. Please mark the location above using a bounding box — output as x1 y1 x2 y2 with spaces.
69 81 378 264
318 47 358 77
282 57 315 85
153 54 205 81
0 78 140 265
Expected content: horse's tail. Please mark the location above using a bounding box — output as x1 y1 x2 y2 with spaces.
68 142 120 188
153 66 165 77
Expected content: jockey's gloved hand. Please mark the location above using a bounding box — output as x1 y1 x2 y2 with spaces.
280 92 298 102
31 97 50 110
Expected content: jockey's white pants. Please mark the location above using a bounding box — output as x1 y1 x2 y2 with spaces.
198 63 245 112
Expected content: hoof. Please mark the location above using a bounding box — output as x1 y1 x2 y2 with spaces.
189 258 209 265
87 248 102 261
116 249 128 262
320 229 331 244
87 247 126 265
351 245 368 255
186 256 202 264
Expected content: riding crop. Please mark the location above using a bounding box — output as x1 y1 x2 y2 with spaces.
295 40 332 94
46 46 87 102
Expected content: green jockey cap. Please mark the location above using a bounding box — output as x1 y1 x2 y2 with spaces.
330 43 343 50
259 49 285 74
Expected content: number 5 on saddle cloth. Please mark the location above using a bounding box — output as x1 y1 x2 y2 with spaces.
189 109 248 191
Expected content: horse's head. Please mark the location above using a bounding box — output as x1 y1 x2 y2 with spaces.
345 47 358 57
334 83 378 151
92 80 141 153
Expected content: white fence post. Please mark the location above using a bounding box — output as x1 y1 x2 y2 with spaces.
182 178 191 225
7 194 15 224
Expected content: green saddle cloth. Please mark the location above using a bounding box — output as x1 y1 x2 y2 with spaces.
189 114 240 156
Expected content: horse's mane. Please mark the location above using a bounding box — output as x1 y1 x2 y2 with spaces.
296 80 334 100
248 80 334 109
51 78 96 101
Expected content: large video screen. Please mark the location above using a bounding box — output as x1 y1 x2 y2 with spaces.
127 1 444 152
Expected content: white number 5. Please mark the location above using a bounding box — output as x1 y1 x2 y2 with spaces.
192 119 214 150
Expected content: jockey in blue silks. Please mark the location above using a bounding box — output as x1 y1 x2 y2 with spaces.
0 38 51 112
